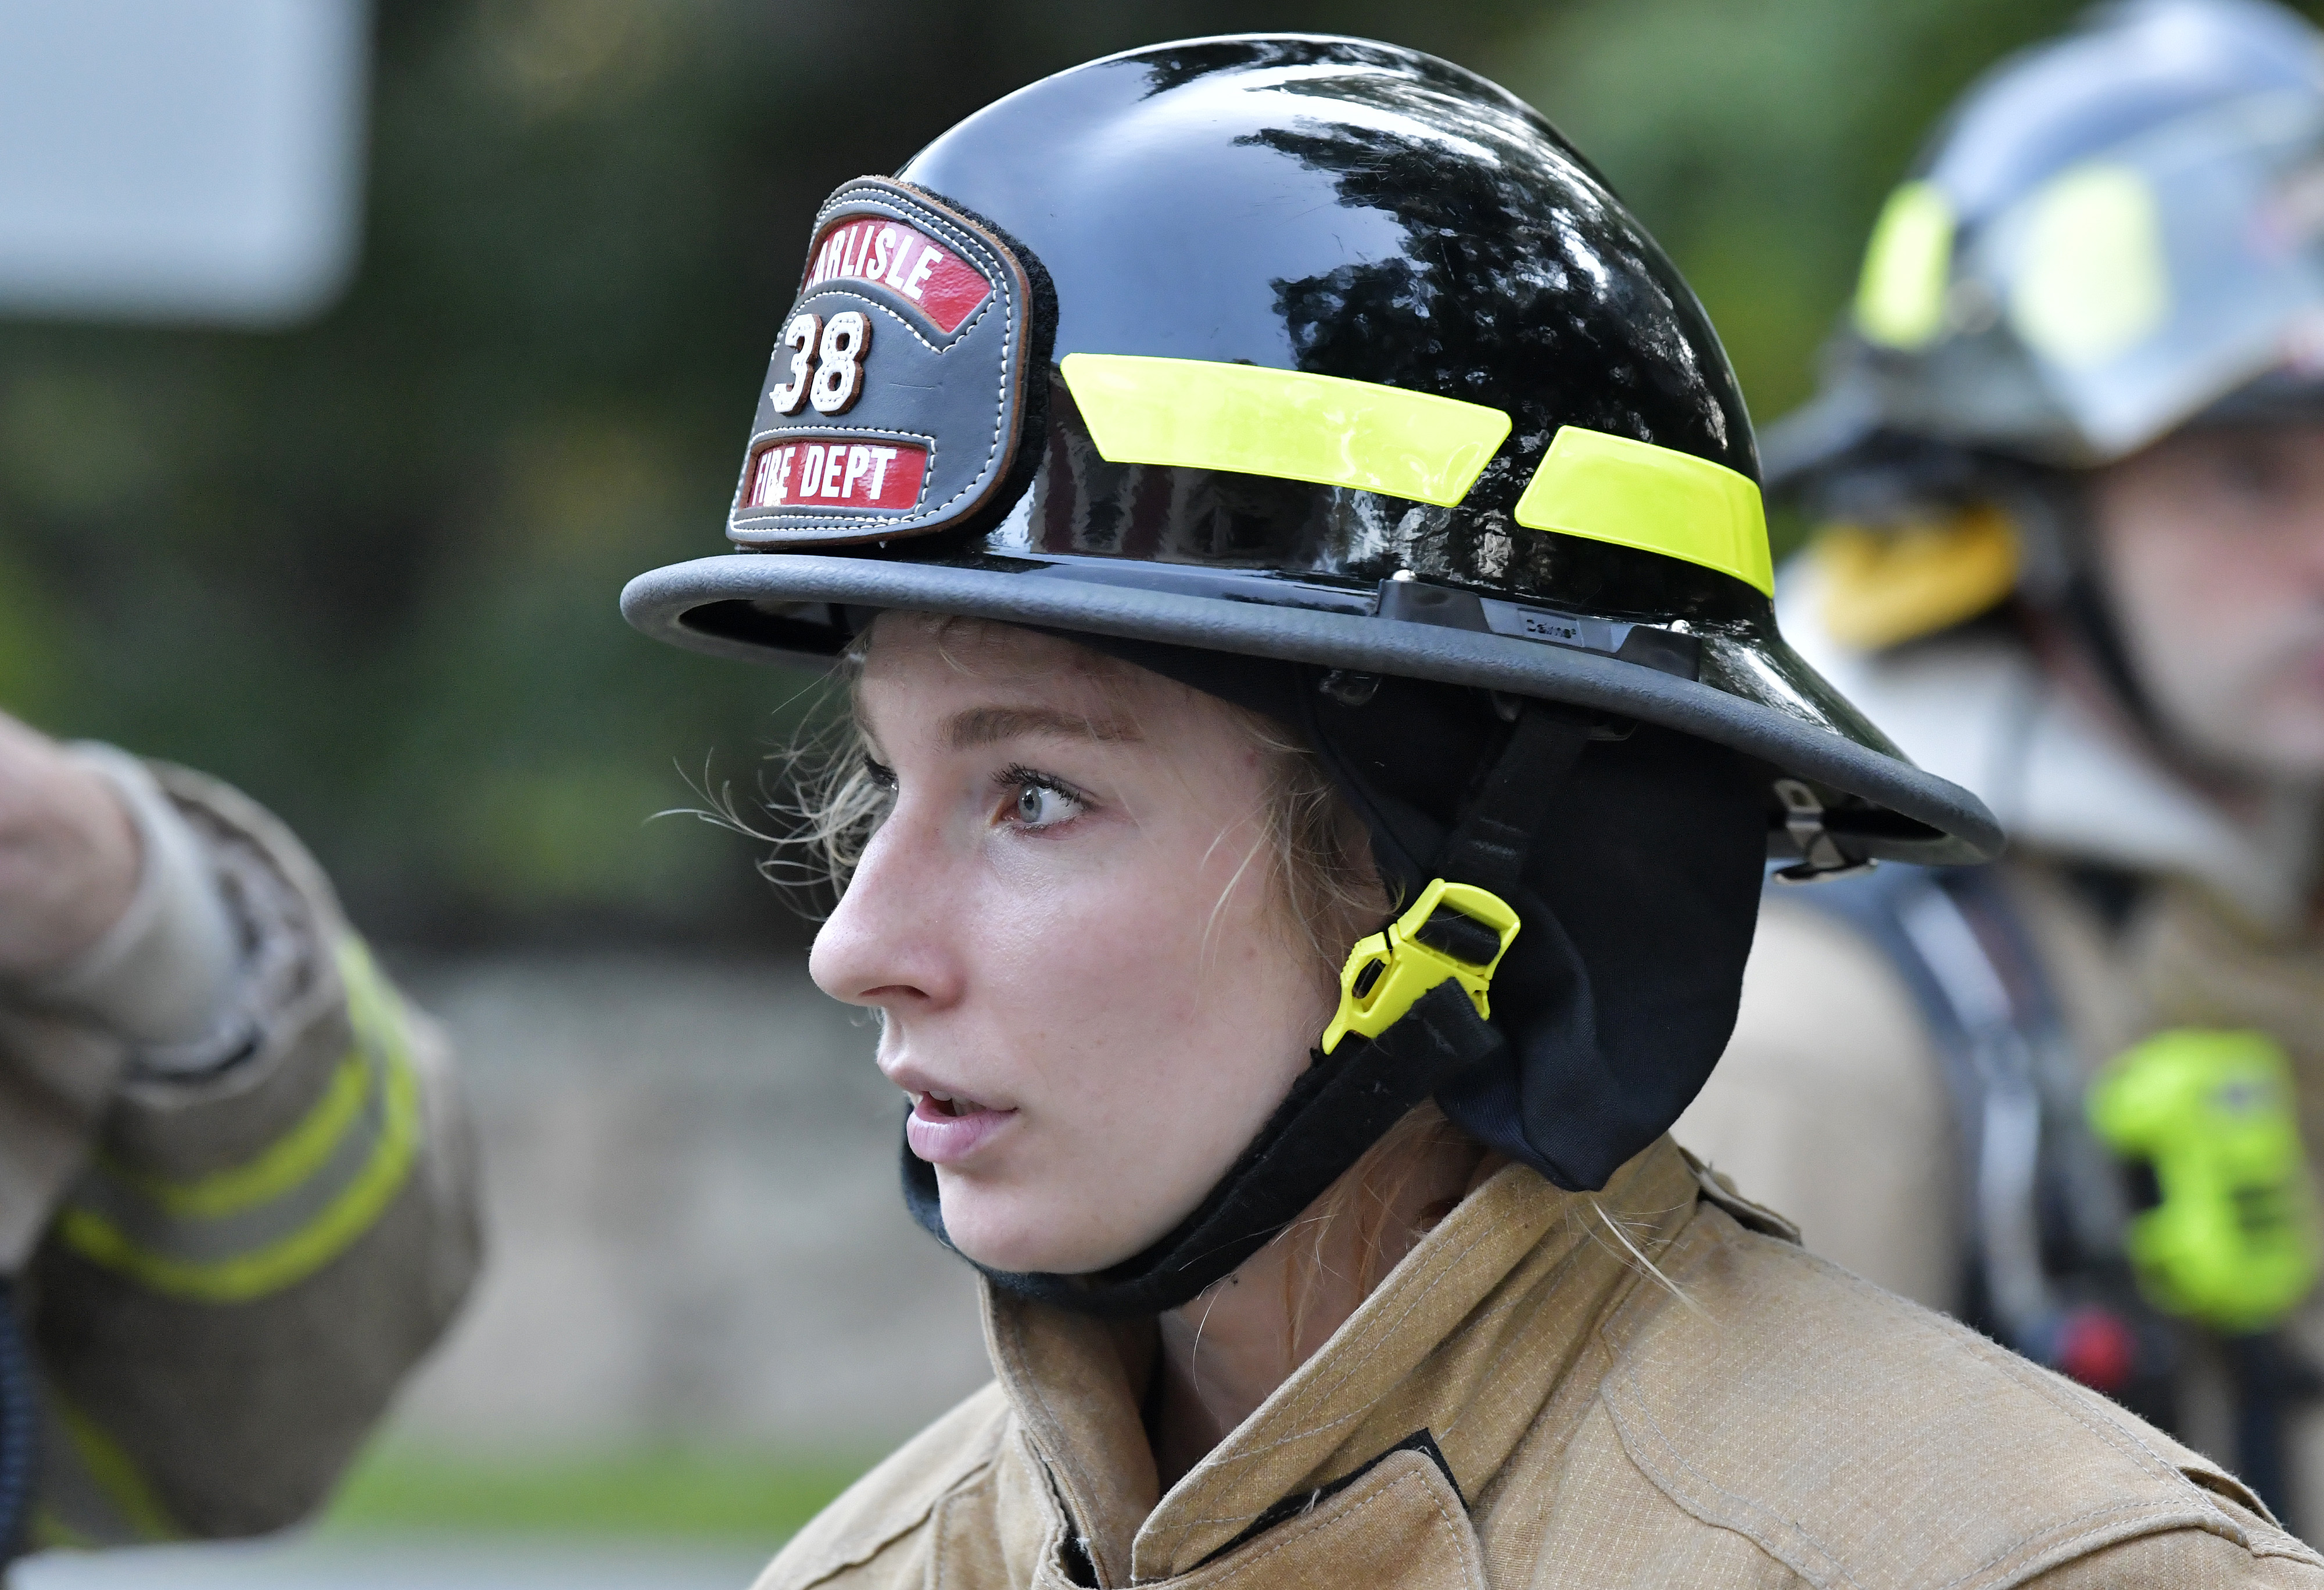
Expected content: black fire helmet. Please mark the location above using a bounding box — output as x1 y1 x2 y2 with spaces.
623 36 2004 1313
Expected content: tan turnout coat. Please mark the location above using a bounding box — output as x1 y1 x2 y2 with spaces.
758 1137 2322 1589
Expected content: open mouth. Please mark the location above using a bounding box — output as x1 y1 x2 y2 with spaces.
905 1087 1017 1164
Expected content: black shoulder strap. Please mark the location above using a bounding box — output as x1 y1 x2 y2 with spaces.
1778 867 2124 1334
0 1277 34 1566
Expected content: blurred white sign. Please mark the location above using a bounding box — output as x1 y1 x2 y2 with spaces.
0 0 371 327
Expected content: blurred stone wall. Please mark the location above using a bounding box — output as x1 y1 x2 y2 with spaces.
378 949 991 1454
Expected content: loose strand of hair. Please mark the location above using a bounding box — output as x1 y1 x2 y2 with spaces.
1585 1197 1709 1319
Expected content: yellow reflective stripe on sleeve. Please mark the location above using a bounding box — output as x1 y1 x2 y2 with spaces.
27 1507 98 1552
44 1392 182 1544
53 938 422 1305
97 1047 371 1221
1512 425 1774 595
1855 180 1956 349
1059 352 1513 508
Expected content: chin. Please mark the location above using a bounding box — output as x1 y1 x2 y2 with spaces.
935 1177 1154 1275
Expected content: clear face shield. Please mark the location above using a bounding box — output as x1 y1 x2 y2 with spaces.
1963 89 2324 460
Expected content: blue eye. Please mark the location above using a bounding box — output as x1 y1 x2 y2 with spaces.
1010 781 1081 829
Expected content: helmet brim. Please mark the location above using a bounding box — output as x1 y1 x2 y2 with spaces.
623 553 2004 867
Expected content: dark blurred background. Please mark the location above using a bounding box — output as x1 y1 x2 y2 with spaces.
0 0 2232 953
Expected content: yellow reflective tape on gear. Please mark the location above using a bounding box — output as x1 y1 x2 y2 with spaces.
54 939 423 1304
1059 353 1513 508
1855 180 1957 349
2009 162 2168 368
1322 878 1519 1056
95 1048 371 1221
1512 426 1774 596
51 1394 181 1543
28 1508 98 1553
1811 507 2020 651
2088 1028 2322 1334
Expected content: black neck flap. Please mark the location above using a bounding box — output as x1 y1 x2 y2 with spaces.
1300 673 1764 1190
903 701 1593 1316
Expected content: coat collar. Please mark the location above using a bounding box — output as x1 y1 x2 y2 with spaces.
980 1137 1706 1585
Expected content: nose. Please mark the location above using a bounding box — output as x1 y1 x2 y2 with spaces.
808 799 962 1014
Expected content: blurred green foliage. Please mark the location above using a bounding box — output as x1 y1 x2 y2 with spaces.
3 0 2313 941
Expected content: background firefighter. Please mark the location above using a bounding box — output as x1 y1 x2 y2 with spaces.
1678 0 2324 1538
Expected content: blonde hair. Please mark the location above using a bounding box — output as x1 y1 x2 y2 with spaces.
773 614 1481 1316
1273 1100 1480 1352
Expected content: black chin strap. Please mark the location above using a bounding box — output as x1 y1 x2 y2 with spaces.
903 979 1497 1315
904 705 1593 1316
2025 476 2169 748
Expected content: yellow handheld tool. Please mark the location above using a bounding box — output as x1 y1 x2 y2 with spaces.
1321 878 1520 1056
2087 1028 2322 1334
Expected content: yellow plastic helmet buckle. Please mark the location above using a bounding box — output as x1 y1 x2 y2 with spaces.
1319 879 1520 1056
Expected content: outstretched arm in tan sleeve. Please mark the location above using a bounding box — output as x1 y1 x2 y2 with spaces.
0 720 480 1549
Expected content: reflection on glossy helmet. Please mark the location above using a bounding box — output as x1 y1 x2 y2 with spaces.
626 34 1997 870
623 38 2003 1307
1775 0 2324 496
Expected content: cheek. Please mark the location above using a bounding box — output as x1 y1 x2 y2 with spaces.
973 824 1317 1071
2100 516 2271 691
2101 487 2307 627
2119 541 2291 666
977 824 1329 1182
956 834 1330 1269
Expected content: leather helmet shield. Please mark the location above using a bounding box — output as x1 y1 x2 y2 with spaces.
729 178 1039 545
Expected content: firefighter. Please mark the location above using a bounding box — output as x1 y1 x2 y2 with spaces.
0 709 479 1559
622 34 2324 1587
1675 0 2324 1539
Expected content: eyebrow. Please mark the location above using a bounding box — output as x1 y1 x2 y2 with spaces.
944 704 1143 751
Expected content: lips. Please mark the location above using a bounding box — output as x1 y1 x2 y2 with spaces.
904 1087 1018 1165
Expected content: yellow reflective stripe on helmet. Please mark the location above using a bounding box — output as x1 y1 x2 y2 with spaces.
1512 426 1773 595
1059 352 1513 508
27 1508 97 1553
2008 162 2168 368
1855 180 1956 349
53 938 422 1305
